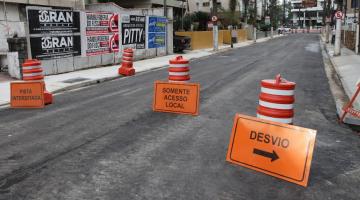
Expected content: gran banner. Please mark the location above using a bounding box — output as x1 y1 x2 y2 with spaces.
26 7 81 60
147 16 167 49
121 15 146 49
83 12 120 56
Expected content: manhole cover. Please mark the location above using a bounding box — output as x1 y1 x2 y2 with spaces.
62 77 90 83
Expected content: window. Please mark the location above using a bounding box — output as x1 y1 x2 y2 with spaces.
203 2 210 7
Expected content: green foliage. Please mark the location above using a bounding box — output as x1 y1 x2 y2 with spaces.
191 11 210 31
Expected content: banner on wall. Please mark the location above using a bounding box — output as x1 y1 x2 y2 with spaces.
26 7 81 60
84 12 120 56
147 16 167 49
121 15 146 49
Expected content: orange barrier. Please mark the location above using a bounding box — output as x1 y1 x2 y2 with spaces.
22 59 53 105
340 83 360 122
168 56 190 83
257 74 296 124
118 48 135 76
22 59 44 81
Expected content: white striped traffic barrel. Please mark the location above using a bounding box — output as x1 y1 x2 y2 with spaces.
122 48 133 68
257 74 296 124
169 56 190 82
22 59 44 81
119 48 135 76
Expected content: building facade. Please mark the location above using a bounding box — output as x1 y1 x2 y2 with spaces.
290 0 334 28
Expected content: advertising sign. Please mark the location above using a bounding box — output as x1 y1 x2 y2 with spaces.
30 35 81 60
147 16 167 49
84 12 120 56
27 9 81 34
26 7 81 60
121 15 146 49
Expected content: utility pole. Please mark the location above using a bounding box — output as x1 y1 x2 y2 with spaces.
212 0 219 50
283 0 286 26
254 0 257 42
164 0 168 54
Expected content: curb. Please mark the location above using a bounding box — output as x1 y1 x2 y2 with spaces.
0 36 283 108
320 38 360 126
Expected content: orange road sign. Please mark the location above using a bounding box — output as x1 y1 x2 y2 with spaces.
11 81 45 108
226 114 317 187
153 81 200 115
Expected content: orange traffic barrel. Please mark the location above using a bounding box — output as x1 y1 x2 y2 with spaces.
257 74 296 124
22 59 44 81
168 56 190 82
119 48 135 76
21 59 53 105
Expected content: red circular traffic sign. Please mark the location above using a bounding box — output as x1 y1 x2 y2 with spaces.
335 11 343 19
212 16 218 22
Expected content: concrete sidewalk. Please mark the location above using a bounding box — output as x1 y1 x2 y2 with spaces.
0 36 281 107
322 37 360 124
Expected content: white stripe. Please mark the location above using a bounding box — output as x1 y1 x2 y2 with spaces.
261 87 294 96
169 72 189 76
122 60 132 63
169 80 189 83
22 66 41 70
123 56 132 59
257 114 293 124
169 64 188 68
259 100 293 109
23 72 43 77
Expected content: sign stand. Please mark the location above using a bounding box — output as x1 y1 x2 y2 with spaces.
340 83 360 123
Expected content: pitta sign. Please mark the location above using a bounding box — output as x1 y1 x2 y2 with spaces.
11 81 45 108
153 81 200 115
226 114 317 187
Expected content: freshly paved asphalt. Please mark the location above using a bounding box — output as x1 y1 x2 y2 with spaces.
0 34 359 200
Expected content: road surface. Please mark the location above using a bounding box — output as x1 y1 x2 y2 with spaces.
0 34 359 200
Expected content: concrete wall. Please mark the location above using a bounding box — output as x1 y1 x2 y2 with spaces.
0 2 174 78
2 0 85 9
223 29 247 44
176 29 247 50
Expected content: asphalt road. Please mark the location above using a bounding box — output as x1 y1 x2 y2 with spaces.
0 34 359 200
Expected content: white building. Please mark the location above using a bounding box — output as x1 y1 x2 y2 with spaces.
188 0 263 19
290 0 335 28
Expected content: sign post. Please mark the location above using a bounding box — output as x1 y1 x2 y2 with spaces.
212 16 218 51
334 11 343 56
226 114 317 187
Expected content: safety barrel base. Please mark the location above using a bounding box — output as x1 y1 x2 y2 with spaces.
118 67 135 76
44 90 53 105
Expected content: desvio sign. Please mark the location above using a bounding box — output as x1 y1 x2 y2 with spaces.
226 114 317 187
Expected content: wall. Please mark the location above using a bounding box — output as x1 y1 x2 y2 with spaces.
176 30 224 50
223 29 247 44
2 0 85 9
176 29 247 50
0 2 174 78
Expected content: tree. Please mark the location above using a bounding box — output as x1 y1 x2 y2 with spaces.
243 0 250 24
229 0 238 25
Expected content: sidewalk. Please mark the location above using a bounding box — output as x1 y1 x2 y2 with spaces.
322 36 360 124
0 36 281 107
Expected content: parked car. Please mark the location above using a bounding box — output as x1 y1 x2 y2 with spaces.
173 35 191 53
